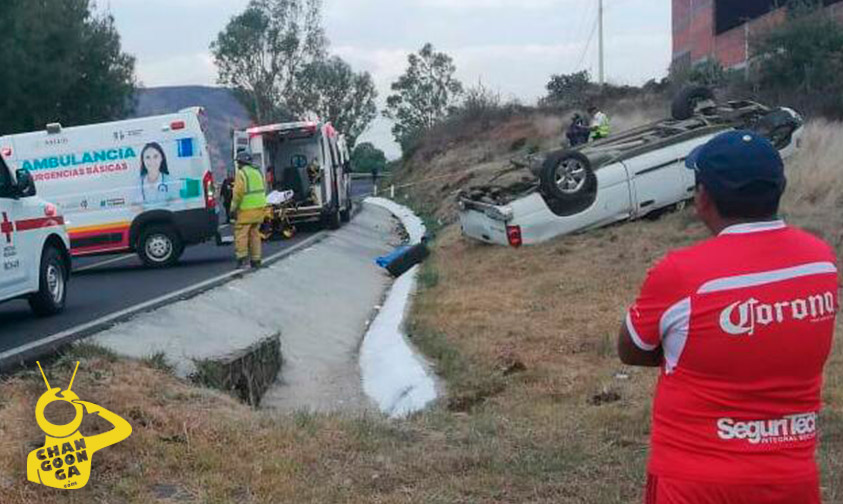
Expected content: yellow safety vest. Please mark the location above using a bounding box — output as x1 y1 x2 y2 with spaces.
238 165 267 210
591 112 610 140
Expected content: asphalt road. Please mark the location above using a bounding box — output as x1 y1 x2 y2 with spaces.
0 180 375 363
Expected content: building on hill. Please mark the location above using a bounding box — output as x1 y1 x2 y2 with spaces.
672 0 843 71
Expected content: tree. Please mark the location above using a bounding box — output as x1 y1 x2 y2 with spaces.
541 71 592 107
351 142 387 174
384 43 463 149
211 0 327 124
0 0 136 133
751 1 843 115
289 56 378 146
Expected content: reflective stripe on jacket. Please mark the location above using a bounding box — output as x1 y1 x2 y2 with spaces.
591 111 610 139
236 165 267 211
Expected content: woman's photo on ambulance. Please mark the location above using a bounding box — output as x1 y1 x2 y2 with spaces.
137 142 172 206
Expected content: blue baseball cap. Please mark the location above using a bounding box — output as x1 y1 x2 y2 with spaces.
685 130 786 200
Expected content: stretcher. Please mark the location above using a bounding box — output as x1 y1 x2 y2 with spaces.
260 190 297 241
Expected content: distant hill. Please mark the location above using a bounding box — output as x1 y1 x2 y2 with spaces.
134 86 252 181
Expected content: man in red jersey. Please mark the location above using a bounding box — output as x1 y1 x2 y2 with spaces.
619 130 838 504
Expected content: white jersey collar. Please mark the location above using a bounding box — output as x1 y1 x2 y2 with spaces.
719 220 786 236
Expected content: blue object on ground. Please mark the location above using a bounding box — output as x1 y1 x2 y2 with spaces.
376 246 412 268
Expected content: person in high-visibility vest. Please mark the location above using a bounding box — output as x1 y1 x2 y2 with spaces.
588 104 610 141
231 151 267 270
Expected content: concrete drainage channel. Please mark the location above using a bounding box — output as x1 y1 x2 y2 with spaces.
85 199 438 414
190 333 282 407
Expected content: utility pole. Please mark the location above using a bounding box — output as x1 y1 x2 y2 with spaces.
598 0 605 87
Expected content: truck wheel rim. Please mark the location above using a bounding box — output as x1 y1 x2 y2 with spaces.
555 159 587 194
47 263 64 303
147 235 173 261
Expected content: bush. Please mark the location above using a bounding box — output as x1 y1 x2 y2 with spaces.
749 2 843 117
351 142 387 174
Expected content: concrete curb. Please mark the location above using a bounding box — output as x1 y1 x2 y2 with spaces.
0 232 328 373
359 198 437 418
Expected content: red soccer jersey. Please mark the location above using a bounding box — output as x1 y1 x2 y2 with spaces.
627 220 839 484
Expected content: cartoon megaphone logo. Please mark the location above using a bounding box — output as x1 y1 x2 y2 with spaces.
26 361 132 490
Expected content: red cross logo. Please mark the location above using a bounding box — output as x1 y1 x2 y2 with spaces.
1 212 13 244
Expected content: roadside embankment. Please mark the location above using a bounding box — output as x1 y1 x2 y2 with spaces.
93 205 399 410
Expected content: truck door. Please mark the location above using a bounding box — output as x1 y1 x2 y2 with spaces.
0 160 28 298
625 147 687 217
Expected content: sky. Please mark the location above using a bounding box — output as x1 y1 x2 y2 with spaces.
103 0 672 159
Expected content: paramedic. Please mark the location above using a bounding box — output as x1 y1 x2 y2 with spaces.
588 105 610 141
231 152 267 270
618 131 837 503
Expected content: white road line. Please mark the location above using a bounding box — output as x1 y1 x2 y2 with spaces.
0 232 328 363
74 254 135 272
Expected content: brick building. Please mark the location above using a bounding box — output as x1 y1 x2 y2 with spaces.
672 0 843 71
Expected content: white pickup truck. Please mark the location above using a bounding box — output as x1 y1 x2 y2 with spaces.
459 89 804 247
0 154 71 315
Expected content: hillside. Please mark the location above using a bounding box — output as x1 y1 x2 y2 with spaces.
390 98 666 222
134 86 252 181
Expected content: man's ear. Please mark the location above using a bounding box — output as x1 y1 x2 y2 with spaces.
695 184 712 213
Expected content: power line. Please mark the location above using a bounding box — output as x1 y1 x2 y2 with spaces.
575 14 599 72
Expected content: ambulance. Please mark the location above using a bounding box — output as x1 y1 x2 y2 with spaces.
234 121 353 228
0 108 219 267
0 152 71 315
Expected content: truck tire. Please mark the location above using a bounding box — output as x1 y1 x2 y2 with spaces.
138 224 184 268
671 86 715 120
340 186 352 223
28 246 68 317
322 200 341 230
755 108 801 149
539 150 597 203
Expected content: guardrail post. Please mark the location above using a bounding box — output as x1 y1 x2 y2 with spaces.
390 185 395 199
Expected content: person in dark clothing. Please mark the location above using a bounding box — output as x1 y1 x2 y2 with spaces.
371 166 379 188
566 113 591 147
220 174 234 223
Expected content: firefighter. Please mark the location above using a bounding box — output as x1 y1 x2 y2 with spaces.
588 104 610 141
231 152 267 270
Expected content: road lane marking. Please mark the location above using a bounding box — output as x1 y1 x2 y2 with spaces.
0 232 328 367
74 254 135 272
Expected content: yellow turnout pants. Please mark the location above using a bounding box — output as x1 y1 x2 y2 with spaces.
235 222 262 261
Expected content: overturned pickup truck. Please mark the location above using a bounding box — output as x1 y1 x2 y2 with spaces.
458 87 804 247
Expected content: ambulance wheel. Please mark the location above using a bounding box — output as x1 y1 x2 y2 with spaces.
29 246 68 317
325 204 341 230
340 187 352 223
138 225 183 268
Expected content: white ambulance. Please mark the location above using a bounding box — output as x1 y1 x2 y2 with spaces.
234 121 352 228
0 152 71 315
0 108 219 267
